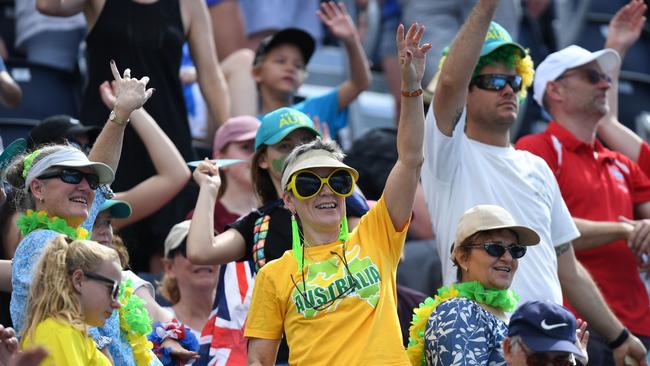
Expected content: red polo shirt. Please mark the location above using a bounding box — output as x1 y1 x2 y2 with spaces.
516 121 650 337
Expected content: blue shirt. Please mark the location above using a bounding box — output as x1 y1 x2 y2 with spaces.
424 297 508 366
293 88 348 139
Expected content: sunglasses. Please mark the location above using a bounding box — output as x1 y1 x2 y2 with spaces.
520 342 576 366
37 168 100 190
471 74 523 93
83 271 120 302
464 241 527 259
291 246 358 311
557 68 612 85
287 168 354 201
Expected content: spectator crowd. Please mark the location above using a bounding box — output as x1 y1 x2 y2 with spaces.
0 0 648 365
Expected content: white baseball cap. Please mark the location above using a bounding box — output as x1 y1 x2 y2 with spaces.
533 45 620 107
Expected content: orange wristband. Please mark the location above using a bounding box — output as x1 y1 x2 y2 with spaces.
401 88 423 97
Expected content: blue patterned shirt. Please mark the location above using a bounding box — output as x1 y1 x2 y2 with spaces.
424 297 508 366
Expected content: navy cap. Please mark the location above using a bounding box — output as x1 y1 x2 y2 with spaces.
509 301 584 357
253 28 315 67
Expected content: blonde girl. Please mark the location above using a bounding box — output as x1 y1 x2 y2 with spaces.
21 235 121 365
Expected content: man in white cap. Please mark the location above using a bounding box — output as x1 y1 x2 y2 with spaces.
422 0 648 365
517 37 650 366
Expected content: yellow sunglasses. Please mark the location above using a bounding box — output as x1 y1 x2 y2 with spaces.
287 168 354 200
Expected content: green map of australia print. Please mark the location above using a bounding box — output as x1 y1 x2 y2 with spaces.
291 244 381 318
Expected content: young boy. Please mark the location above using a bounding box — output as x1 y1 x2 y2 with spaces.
252 1 371 139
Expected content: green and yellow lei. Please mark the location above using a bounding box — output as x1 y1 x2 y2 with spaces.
118 280 154 366
406 281 519 366
16 210 90 239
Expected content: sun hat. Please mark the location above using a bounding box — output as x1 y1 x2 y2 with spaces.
533 45 620 107
164 220 191 257
454 204 540 247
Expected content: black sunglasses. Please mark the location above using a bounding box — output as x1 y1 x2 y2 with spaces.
471 74 523 93
557 68 612 85
464 241 527 259
37 168 100 190
83 271 120 301
291 245 358 311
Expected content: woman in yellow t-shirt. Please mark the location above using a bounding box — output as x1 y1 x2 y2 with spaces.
21 235 122 365
227 22 430 366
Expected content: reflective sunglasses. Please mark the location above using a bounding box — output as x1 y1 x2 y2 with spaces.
37 168 100 190
557 68 612 85
471 74 523 93
464 241 527 259
83 271 120 302
287 168 354 200
520 343 576 366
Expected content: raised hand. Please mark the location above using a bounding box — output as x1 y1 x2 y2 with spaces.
575 318 590 365
317 2 358 43
606 0 647 54
396 23 431 89
110 60 154 121
99 80 118 110
192 158 221 188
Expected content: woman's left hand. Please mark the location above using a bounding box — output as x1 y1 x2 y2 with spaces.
396 23 431 89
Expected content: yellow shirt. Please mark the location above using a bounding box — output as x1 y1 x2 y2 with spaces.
245 196 410 365
21 318 112 366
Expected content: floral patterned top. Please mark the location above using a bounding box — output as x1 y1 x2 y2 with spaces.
424 297 508 366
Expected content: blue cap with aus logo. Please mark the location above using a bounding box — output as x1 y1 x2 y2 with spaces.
508 300 584 357
255 107 321 150
481 21 525 57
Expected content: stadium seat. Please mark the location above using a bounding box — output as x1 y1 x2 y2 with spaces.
0 117 38 146
0 60 80 120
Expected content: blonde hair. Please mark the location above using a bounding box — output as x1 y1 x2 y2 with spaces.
159 274 180 305
22 235 120 339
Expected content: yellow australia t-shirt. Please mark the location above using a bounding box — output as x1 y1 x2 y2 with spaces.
21 317 112 366
245 196 410 365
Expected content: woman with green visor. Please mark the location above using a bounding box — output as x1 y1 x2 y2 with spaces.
240 22 430 365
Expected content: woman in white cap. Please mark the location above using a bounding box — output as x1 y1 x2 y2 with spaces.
3 63 172 366
406 204 541 366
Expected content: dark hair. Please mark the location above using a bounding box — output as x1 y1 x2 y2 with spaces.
251 146 278 205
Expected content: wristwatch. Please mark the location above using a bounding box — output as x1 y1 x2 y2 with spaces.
109 110 129 125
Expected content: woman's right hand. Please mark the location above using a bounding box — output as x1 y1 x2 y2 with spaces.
109 60 154 121
192 159 221 188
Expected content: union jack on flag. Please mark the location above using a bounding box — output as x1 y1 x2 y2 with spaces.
196 260 256 366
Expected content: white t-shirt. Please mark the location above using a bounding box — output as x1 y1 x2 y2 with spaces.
421 107 579 305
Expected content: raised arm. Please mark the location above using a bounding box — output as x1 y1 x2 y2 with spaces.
317 1 371 109
433 0 498 136
185 0 231 141
36 0 86 16
596 0 647 160
97 80 191 229
88 61 154 173
186 160 247 265
383 23 430 230
0 59 21 108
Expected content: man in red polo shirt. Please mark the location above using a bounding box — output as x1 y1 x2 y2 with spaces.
516 35 650 366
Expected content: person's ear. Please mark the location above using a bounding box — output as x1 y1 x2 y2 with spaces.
258 151 269 170
71 269 84 293
30 179 46 202
162 258 175 277
252 64 263 83
282 191 296 214
545 81 564 105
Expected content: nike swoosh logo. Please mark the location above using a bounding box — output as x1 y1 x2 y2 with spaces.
541 319 568 330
